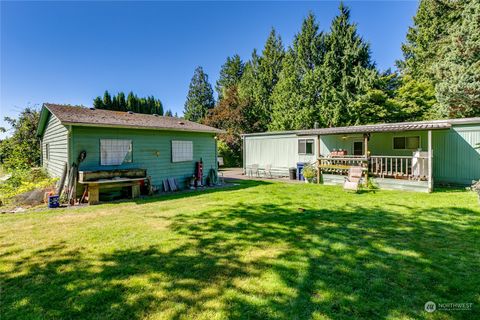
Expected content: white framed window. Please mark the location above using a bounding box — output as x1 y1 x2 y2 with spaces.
100 139 132 165
172 140 193 162
393 136 420 150
298 139 314 155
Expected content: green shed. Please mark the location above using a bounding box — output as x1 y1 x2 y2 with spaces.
37 104 223 193
243 118 480 192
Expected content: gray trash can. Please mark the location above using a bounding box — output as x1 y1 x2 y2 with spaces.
289 167 297 180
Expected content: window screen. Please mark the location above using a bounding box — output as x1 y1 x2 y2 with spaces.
406 136 420 149
172 140 193 162
298 139 314 155
100 139 132 165
393 137 405 149
393 136 420 150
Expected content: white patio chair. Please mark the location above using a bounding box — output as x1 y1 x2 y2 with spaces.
250 164 259 177
264 164 273 178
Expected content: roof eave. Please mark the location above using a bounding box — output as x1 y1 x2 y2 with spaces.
36 104 51 137
61 121 225 134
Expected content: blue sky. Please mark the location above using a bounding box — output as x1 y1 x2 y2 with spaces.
0 1 418 137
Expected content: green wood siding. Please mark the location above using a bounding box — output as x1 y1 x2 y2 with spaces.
244 134 318 175
41 114 69 177
433 124 480 185
71 126 217 187
320 131 429 156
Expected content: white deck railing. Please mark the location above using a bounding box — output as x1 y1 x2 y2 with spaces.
318 155 429 181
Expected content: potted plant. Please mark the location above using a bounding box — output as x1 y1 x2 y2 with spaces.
302 164 317 183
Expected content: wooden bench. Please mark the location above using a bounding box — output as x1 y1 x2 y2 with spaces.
78 169 147 205
79 178 144 205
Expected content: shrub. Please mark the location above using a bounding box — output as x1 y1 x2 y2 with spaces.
217 139 242 167
302 164 317 181
0 168 56 205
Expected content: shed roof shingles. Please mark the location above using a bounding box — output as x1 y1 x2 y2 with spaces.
44 104 224 134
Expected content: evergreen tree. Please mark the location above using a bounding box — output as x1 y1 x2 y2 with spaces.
393 75 437 121
433 0 480 118
398 0 462 79
319 3 375 127
239 29 285 131
164 109 173 117
216 54 245 99
117 92 126 110
127 92 136 112
103 90 112 110
184 66 215 122
270 13 325 130
93 97 103 109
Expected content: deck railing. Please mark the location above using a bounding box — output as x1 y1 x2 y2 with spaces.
318 156 368 175
318 155 429 181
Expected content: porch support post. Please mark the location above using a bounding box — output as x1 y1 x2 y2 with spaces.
317 135 321 184
363 133 369 187
428 130 433 193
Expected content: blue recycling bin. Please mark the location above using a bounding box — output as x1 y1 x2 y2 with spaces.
296 162 305 181
48 195 59 208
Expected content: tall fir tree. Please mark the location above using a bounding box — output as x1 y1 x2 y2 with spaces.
319 3 375 126
117 92 126 110
93 97 103 109
399 0 462 79
127 92 136 113
239 29 285 131
103 90 113 110
216 54 245 100
433 0 480 118
184 66 215 122
270 13 325 130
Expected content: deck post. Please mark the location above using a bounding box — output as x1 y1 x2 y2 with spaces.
317 135 321 184
428 130 433 192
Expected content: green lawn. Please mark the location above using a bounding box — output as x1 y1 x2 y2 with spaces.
1 180 479 320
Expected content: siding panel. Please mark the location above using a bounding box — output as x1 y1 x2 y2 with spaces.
71 126 216 188
42 114 69 177
244 134 318 175
433 124 480 185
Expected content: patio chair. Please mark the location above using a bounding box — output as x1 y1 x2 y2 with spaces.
344 166 363 192
247 164 259 177
263 164 273 178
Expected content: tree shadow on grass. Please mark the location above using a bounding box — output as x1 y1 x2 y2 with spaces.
1 200 479 319
129 179 271 205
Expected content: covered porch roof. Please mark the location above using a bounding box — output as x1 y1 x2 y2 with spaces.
296 120 452 136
